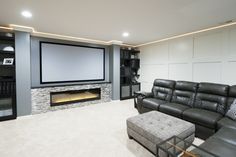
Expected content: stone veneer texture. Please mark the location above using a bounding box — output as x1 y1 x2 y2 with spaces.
31 83 112 114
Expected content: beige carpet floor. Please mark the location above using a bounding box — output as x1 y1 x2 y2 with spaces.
0 100 203 157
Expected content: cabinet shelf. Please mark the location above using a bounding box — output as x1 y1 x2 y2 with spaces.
0 32 14 41
0 50 15 54
0 65 15 68
0 36 14 41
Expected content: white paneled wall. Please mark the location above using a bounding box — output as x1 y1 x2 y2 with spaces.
139 26 236 91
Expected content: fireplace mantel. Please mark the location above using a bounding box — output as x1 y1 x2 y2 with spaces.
31 83 112 114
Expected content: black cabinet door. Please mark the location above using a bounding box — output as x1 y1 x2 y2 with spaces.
131 84 141 96
0 31 16 121
120 83 140 100
121 85 131 99
0 94 16 121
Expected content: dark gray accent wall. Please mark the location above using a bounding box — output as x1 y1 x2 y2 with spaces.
15 31 32 116
109 45 120 100
30 37 110 87
13 34 121 117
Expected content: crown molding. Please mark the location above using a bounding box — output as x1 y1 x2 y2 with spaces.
9 24 34 32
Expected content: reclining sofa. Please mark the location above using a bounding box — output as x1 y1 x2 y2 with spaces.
135 79 236 157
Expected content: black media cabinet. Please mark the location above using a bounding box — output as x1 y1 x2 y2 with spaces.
0 30 16 121
120 48 140 100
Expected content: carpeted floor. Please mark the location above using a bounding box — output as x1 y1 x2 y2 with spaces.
0 100 203 157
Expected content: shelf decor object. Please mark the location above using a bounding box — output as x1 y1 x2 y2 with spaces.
3 46 14 52
3 58 14 65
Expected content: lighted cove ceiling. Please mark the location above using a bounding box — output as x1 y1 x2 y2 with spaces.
0 0 236 45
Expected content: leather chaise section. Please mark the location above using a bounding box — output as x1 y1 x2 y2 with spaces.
197 127 236 157
212 127 236 146
197 137 236 157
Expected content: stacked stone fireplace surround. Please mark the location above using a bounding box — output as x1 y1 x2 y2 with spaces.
31 83 112 114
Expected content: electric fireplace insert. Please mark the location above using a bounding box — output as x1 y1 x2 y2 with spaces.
50 88 101 106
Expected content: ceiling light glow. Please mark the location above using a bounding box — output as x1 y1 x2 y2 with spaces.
122 32 129 37
21 10 32 18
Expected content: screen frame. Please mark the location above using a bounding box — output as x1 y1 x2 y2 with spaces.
39 41 105 84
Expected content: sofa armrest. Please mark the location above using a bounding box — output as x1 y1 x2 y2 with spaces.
134 91 153 98
133 91 153 109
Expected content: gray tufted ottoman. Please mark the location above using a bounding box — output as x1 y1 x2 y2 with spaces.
127 111 195 156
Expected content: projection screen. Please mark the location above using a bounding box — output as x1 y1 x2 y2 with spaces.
40 42 105 83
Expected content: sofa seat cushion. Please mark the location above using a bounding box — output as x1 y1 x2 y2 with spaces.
142 98 166 110
196 137 236 157
183 108 222 129
159 103 190 118
217 117 236 130
212 127 236 146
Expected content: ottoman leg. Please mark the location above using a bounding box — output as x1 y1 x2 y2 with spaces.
128 134 133 139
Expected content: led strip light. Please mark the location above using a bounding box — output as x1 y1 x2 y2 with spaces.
1 21 236 47
0 26 13 30
7 24 135 47
136 21 236 47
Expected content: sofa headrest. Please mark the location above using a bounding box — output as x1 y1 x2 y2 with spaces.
229 85 236 98
175 81 198 92
198 82 229 96
153 79 175 89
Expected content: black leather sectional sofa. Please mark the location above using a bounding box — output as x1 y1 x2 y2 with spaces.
135 79 236 157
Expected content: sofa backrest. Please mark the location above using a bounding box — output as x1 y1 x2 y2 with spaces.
194 82 229 115
227 85 236 111
171 81 198 107
152 79 175 102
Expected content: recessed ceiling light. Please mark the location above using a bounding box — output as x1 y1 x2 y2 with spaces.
21 10 32 18
122 32 129 37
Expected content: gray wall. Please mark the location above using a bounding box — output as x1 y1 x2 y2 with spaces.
109 45 120 100
15 31 32 116
31 37 110 88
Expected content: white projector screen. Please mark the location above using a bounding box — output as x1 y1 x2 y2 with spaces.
40 42 105 83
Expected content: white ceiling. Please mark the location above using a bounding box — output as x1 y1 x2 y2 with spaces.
0 0 236 45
